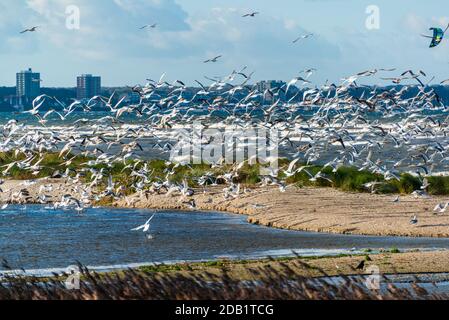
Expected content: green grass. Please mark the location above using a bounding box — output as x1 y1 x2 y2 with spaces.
427 176 449 195
2 151 449 196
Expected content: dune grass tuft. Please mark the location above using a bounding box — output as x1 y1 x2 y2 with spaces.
1 152 449 196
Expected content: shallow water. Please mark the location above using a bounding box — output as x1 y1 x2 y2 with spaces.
2 205 449 273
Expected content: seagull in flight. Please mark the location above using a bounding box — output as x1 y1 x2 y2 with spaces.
204 55 222 63
20 26 39 34
131 214 156 233
140 24 157 30
293 33 314 43
242 12 259 18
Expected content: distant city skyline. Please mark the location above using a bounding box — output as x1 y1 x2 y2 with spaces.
16 68 40 99
0 0 448 87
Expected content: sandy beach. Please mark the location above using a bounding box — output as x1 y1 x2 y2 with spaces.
116 185 449 238
0 179 87 204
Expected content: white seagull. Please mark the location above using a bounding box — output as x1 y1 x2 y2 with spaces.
242 12 259 18
131 214 156 233
293 33 314 43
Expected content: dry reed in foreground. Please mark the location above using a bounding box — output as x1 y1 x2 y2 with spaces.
0 260 444 300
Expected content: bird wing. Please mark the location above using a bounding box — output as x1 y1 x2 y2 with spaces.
146 214 156 225
131 225 145 231
287 158 300 173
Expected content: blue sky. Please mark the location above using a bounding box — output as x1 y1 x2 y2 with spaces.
0 0 448 87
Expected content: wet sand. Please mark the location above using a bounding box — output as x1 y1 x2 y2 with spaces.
116 186 449 238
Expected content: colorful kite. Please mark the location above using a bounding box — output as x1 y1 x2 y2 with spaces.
422 24 449 48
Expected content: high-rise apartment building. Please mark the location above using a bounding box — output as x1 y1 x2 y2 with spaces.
77 74 101 100
16 68 41 99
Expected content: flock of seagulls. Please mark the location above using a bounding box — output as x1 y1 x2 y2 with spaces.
12 10 449 233
0 65 447 232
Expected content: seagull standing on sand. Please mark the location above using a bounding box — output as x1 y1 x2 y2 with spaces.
433 202 449 214
183 199 196 210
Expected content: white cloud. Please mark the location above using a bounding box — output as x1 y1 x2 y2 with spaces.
0 0 341 85
0 0 190 58
404 13 426 33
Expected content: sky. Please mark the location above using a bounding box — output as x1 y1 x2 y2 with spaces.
0 0 448 87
